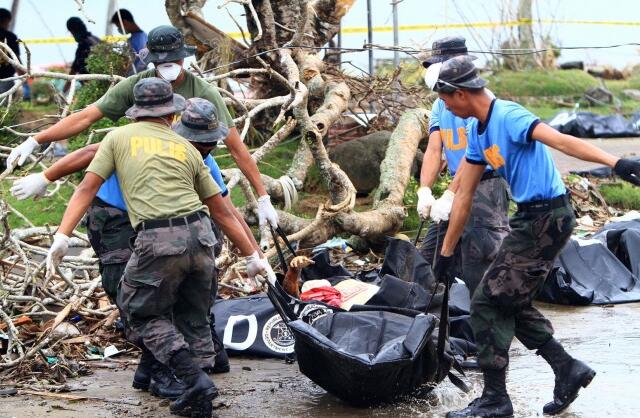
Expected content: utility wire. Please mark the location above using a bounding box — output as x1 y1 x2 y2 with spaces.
201 42 640 74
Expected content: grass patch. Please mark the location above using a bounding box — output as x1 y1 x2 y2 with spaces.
599 182 640 210
486 70 599 98
1 177 77 229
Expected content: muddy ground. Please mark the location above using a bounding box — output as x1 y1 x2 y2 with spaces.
550 137 640 174
1 302 638 418
2 138 639 417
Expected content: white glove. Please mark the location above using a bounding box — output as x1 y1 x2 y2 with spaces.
430 190 455 223
246 251 276 285
417 187 436 220
46 233 70 278
7 136 39 168
257 194 279 228
10 172 51 200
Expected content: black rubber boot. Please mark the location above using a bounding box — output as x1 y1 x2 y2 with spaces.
169 349 218 418
537 338 596 415
132 348 154 391
446 368 514 418
208 323 230 374
149 360 187 400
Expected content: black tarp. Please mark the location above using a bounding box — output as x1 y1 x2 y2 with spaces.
548 111 640 138
594 219 640 277
539 233 640 305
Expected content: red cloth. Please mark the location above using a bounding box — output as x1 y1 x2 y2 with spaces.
299 286 343 308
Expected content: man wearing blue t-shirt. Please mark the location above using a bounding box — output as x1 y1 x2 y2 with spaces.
418 37 509 293
111 9 148 74
431 56 640 418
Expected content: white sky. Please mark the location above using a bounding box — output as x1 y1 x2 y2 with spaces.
1 0 639 72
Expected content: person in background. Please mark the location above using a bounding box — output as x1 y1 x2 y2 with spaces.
0 8 22 95
66 17 100 76
111 9 147 74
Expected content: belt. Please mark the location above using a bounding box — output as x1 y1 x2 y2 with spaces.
480 170 499 182
136 211 205 232
517 191 571 213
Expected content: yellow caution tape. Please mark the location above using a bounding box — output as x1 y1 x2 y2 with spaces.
19 18 640 44
21 35 128 44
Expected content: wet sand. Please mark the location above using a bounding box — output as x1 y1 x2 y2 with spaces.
1 302 638 417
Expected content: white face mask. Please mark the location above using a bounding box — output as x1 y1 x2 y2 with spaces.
156 62 182 82
423 62 443 91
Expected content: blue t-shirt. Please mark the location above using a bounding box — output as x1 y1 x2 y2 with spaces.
96 154 228 211
465 99 565 203
129 31 148 73
430 98 490 176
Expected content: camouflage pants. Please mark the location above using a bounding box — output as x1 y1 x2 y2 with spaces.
118 215 219 366
420 177 510 293
471 200 576 370
86 199 134 301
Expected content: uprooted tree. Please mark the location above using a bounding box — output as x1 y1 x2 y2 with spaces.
163 0 431 250
1 0 432 259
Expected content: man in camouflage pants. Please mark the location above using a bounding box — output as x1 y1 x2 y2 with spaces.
427 56 640 417
86 202 134 302
418 36 509 294
45 78 274 417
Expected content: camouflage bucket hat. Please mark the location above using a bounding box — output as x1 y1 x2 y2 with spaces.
433 55 487 93
173 98 229 143
125 77 186 119
422 36 477 68
139 25 196 64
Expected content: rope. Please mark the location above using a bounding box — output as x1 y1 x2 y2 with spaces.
278 175 298 211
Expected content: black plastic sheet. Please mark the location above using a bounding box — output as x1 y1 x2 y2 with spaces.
539 235 640 305
548 111 640 138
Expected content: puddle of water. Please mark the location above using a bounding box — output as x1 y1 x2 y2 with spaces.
246 303 640 418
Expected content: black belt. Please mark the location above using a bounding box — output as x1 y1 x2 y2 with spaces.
136 211 205 232
480 170 499 182
517 191 571 213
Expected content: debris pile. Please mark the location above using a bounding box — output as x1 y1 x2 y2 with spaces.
0 202 130 388
564 175 622 233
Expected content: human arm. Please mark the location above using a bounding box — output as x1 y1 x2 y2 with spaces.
204 193 257 256
224 127 279 227
224 127 267 196
225 195 261 254
532 123 618 167
10 143 100 200
420 130 444 188
45 172 104 276
440 162 485 256
58 173 105 236
6 105 103 167
47 143 100 180
429 160 466 224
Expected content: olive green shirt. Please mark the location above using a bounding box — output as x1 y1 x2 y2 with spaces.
95 69 234 128
87 121 220 228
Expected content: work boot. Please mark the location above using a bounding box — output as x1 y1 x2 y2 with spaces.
537 338 596 415
169 349 219 418
446 368 513 418
149 360 187 400
132 348 154 391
